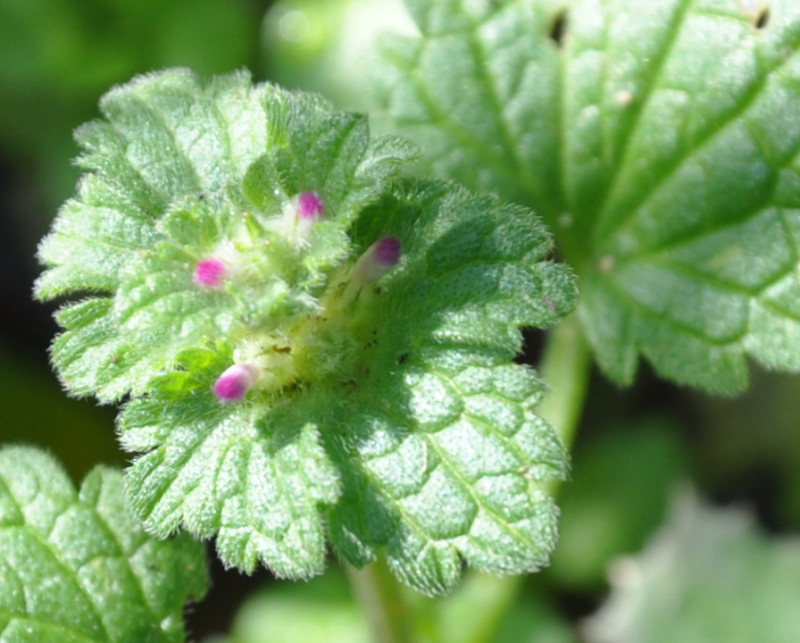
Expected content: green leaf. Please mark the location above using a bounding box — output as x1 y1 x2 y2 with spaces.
38 69 574 593
379 0 800 393
0 446 207 642
120 345 341 579
324 181 573 594
37 68 415 402
584 490 800 643
118 180 573 593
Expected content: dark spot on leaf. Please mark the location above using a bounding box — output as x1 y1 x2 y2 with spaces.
549 9 568 48
756 7 770 29
198 192 205 200
397 352 409 364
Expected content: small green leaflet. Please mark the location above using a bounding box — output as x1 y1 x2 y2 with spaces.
379 0 800 393
37 69 575 594
0 446 207 642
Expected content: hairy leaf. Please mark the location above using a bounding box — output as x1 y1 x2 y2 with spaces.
379 0 800 393
37 69 415 402
325 181 572 594
38 69 574 593
0 446 207 642
121 345 341 578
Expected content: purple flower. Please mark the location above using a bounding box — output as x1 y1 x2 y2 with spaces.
194 258 228 288
212 363 259 402
297 191 324 221
354 236 402 284
374 236 402 266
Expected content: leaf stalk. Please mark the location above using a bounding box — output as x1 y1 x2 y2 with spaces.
346 557 414 643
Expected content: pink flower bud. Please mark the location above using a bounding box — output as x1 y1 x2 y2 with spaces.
354 236 402 284
212 363 259 402
297 191 324 221
193 258 227 288
374 236 402 265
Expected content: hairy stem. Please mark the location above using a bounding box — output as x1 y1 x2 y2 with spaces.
436 573 525 643
346 557 413 643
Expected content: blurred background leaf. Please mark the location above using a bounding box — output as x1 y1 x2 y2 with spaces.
204 567 370 643
261 0 414 110
548 417 691 592
583 490 800 643
0 0 266 205
206 562 575 643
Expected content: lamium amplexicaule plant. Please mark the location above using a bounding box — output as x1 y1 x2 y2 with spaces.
7 0 800 640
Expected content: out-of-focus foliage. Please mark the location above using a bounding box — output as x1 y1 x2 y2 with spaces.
584 491 800 643
206 569 370 643
0 0 264 206
412 572 575 643
549 418 690 590
210 565 575 643
0 344 119 479
690 370 800 527
261 0 415 110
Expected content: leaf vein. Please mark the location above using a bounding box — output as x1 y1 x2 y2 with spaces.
606 18 800 239
595 0 696 218
605 274 747 346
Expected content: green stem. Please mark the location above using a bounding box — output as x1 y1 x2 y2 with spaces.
535 312 591 450
346 557 413 643
442 573 525 643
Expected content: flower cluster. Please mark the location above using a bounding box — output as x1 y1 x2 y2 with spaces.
189 191 403 402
